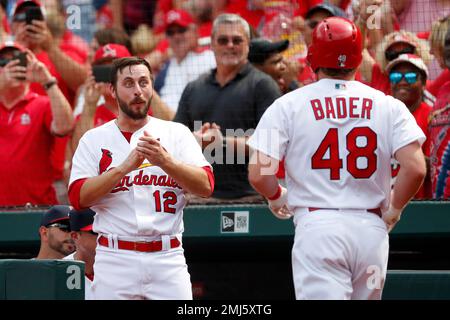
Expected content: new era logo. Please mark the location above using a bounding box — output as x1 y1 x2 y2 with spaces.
221 211 249 233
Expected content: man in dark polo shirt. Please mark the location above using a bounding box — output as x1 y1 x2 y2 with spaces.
174 13 281 203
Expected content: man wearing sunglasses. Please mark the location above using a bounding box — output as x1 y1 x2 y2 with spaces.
36 205 75 260
386 53 432 199
154 9 215 112
174 13 281 203
64 208 97 300
361 31 431 97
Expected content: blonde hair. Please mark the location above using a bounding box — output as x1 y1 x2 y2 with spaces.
375 31 431 72
130 24 160 56
429 16 449 61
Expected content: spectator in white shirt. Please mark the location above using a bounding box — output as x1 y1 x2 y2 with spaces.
154 9 216 112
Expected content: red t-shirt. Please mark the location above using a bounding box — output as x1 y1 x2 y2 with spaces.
75 104 117 127
0 92 57 206
30 46 86 182
294 0 323 17
413 102 432 156
412 102 433 199
60 30 89 65
390 102 432 199
224 0 264 29
429 80 450 199
427 69 450 97
370 63 391 95
31 49 85 106
297 58 316 85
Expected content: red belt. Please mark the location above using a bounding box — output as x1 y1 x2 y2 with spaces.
308 207 382 218
98 235 180 252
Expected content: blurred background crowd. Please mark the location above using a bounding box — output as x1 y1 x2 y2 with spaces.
0 0 449 209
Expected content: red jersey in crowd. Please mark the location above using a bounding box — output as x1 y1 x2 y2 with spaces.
429 80 450 199
369 63 391 95
0 92 58 206
391 101 432 199
427 69 450 97
75 104 117 127
29 36 87 183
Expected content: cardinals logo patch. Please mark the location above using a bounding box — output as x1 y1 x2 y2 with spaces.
99 149 113 174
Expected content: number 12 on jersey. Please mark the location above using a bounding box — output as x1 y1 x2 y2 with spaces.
311 127 377 180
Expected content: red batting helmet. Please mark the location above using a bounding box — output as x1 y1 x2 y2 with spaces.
307 17 363 72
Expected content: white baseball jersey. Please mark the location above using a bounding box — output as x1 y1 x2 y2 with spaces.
248 79 425 210
69 117 211 237
63 253 93 300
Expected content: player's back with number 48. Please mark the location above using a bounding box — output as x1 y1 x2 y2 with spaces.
264 79 420 210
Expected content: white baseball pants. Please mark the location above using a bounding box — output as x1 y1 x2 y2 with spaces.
292 209 389 300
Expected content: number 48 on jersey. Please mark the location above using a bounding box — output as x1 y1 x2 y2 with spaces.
311 127 378 180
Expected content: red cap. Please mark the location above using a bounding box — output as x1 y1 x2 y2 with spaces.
164 9 194 29
13 0 41 16
94 44 131 62
0 41 26 53
80 224 93 232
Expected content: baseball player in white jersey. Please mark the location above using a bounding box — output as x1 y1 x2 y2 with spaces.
248 17 426 300
64 208 97 300
69 57 214 300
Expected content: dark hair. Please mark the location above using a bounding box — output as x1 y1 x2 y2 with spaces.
0 0 7 10
111 57 153 88
94 28 133 54
320 68 355 77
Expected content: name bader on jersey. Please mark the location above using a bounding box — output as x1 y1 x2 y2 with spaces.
310 96 374 120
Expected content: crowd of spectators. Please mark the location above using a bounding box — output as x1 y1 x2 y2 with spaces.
0 0 449 209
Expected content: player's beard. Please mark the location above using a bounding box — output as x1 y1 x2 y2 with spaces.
117 94 152 120
49 237 75 256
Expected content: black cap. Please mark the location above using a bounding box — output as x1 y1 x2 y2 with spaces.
69 208 96 232
306 2 347 19
248 38 289 64
40 205 71 227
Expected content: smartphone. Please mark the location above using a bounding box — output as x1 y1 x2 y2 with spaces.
92 65 113 83
13 52 27 81
26 7 44 25
14 52 27 68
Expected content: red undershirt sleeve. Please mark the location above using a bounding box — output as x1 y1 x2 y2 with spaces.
68 178 88 210
202 166 214 196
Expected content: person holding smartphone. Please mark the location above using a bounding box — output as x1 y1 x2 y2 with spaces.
10 0 89 205
0 42 74 206
70 44 132 154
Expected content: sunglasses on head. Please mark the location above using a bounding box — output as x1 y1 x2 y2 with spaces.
13 12 26 22
165 27 188 36
216 36 245 46
389 71 419 84
46 223 71 232
385 46 415 61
